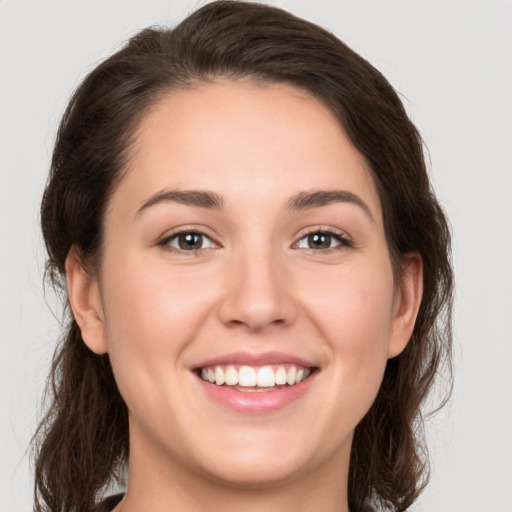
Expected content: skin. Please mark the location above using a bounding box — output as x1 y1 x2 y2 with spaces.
66 81 422 512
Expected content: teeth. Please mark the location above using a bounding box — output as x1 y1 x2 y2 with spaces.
275 366 287 385
257 366 275 387
286 366 296 386
225 365 238 385
214 366 225 385
239 366 256 386
199 364 312 388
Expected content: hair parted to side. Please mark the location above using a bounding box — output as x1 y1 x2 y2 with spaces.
34 2 453 511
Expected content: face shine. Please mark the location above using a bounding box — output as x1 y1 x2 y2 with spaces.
68 80 421 507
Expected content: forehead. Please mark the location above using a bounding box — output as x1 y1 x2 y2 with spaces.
110 80 382 221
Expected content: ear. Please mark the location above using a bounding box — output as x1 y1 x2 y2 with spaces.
387 252 423 359
65 246 108 354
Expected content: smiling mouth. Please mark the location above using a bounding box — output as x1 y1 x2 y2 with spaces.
197 364 315 392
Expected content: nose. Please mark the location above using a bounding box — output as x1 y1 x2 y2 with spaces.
218 246 297 333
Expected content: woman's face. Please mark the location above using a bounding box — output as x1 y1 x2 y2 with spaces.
70 81 420 490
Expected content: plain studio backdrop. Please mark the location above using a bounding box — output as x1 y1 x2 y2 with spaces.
1 1 511 511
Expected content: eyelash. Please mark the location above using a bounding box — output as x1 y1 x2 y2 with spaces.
293 227 354 253
158 228 218 254
158 227 353 254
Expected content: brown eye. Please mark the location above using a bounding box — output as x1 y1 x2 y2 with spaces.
307 233 333 249
296 231 350 251
179 233 203 250
165 232 215 251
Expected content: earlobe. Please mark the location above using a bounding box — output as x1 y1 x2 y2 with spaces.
65 246 108 355
387 252 423 359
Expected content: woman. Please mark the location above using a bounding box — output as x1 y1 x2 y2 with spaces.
34 2 453 511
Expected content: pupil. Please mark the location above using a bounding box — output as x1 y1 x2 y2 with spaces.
309 233 330 249
179 233 202 250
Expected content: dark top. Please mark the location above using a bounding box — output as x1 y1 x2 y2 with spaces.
94 493 373 511
94 493 124 512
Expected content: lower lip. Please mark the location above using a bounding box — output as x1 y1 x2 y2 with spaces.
196 373 316 413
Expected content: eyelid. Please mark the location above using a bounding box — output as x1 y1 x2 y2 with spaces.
156 224 353 253
292 226 354 250
157 225 222 252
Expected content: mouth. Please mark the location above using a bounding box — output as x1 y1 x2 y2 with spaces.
196 363 314 392
193 353 318 413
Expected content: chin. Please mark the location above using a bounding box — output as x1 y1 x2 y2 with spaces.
201 455 308 489
189 428 339 490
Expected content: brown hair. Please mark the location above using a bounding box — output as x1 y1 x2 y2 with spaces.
34 2 453 511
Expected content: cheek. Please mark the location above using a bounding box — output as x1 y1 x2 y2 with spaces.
301 258 395 388
98 255 218 402
101 254 213 345
306 255 394 326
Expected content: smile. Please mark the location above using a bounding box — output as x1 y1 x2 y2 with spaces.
198 364 312 390
193 352 318 412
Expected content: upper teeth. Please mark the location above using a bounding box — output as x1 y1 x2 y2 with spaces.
200 365 311 387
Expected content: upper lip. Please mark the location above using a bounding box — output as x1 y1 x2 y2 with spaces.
192 351 317 370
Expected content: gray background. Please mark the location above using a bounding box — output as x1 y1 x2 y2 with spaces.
1 1 511 510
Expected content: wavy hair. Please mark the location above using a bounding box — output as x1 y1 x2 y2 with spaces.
34 2 453 511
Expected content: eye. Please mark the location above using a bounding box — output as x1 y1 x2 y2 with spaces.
162 231 217 252
295 231 351 251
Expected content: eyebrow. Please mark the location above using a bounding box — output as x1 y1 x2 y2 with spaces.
136 188 374 221
136 189 224 216
287 190 374 221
